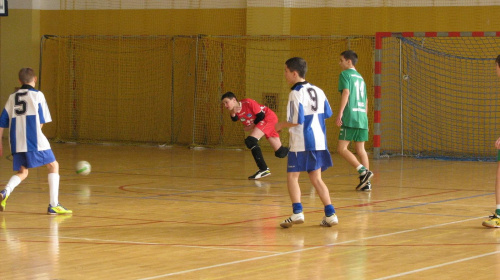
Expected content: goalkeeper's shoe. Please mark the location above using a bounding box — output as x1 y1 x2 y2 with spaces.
482 213 500 228
248 169 271 180
47 204 73 215
0 190 8 211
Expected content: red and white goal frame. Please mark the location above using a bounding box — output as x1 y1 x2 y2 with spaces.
373 31 500 159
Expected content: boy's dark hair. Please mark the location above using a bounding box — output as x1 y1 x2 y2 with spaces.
496 55 500 65
341 50 358 66
285 57 307 78
19 68 36 84
221 91 237 101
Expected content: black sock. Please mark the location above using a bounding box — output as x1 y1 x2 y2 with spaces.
251 146 268 170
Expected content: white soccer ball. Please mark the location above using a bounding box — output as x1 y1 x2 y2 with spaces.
75 161 91 176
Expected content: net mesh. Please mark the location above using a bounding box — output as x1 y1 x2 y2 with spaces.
41 35 374 150
379 34 500 160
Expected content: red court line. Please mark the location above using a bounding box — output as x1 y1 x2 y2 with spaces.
1 190 461 228
220 190 460 225
2 239 497 248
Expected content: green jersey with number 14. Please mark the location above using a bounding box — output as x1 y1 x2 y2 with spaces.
338 68 368 129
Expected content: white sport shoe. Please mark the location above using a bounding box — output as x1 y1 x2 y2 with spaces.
248 168 271 180
280 212 305 228
320 214 339 227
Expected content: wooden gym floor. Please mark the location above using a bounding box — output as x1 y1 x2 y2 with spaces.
0 143 499 280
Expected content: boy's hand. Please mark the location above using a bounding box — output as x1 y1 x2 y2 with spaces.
275 122 283 133
335 115 343 127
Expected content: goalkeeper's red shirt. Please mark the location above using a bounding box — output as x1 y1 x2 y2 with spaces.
235 98 279 138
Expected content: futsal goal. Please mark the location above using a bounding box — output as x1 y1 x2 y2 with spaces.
39 35 374 150
375 32 500 161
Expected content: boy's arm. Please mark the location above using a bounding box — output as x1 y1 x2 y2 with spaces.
336 89 349 127
253 112 265 124
495 136 500 149
275 121 298 133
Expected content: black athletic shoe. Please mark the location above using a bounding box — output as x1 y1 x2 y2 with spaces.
358 181 372 192
356 170 373 190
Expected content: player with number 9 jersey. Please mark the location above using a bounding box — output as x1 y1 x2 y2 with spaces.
287 82 333 152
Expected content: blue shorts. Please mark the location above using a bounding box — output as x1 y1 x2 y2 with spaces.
13 150 56 171
287 150 333 173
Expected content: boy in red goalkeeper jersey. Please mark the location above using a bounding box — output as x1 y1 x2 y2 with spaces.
221 91 289 179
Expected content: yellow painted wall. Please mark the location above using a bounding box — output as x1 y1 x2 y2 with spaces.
2 5 500 147
291 6 500 35
0 9 40 105
4 5 500 104
39 9 247 36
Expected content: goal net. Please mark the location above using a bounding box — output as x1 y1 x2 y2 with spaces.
40 35 374 150
375 32 500 161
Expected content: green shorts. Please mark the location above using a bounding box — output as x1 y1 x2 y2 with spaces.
339 127 368 142
497 150 500 161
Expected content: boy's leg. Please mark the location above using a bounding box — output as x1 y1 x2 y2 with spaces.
354 141 369 170
246 128 270 179
354 141 373 191
47 161 60 207
483 160 500 227
496 161 500 215
280 172 304 228
46 161 72 215
0 157 29 211
287 171 302 203
338 140 361 167
260 119 288 158
267 137 289 158
308 169 338 227
0 168 27 211
307 169 331 206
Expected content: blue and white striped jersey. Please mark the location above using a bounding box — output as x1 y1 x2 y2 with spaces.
287 81 333 152
0 85 52 154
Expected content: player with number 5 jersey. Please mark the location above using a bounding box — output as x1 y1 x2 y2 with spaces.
0 68 72 215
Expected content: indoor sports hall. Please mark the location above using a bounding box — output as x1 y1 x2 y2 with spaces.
1 1 500 279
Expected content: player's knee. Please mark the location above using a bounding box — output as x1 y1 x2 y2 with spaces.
337 145 347 154
47 161 59 173
244 136 259 150
275 146 289 158
18 167 29 179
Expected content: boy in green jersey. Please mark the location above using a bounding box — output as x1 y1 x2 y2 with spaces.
336 50 373 191
482 54 500 228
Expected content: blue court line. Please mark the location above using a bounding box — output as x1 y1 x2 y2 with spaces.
379 192 495 212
